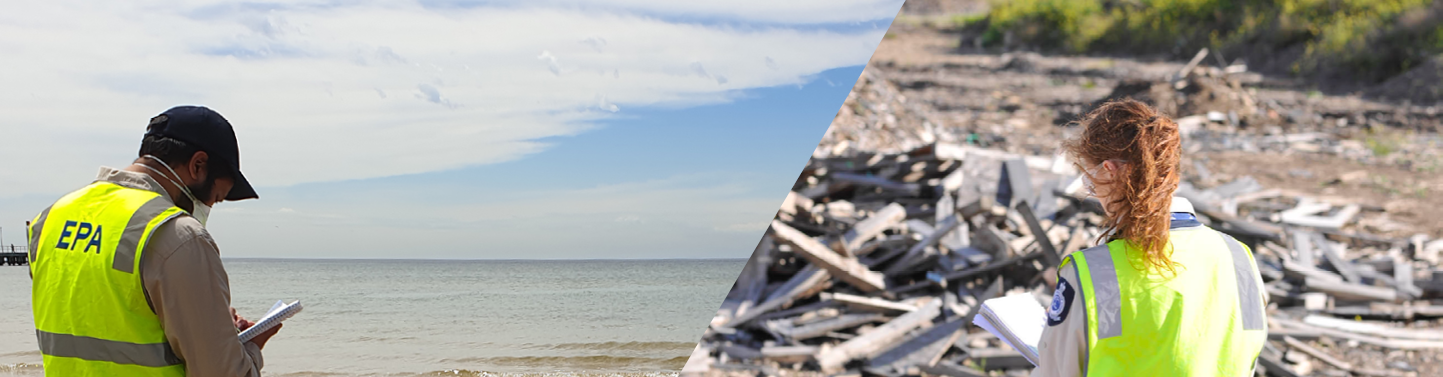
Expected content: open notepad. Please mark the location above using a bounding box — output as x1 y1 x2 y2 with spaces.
970 293 1046 366
238 300 302 343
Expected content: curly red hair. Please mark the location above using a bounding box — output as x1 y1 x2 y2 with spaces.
1062 99 1183 275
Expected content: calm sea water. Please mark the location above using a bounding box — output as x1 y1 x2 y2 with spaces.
0 259 743 376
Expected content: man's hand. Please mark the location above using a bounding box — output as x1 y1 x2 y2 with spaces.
233 307 282 349
249 324 281 350
231 307 253 331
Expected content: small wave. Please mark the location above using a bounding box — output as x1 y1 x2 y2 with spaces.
529 342 696 352
0 363 42 375
270 372 351 377
0 351 39 358
448 355 690 371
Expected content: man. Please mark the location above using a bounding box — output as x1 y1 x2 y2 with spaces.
27 106 281 376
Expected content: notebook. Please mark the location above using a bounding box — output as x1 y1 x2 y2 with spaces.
970 293 1046 366
238 300 302 343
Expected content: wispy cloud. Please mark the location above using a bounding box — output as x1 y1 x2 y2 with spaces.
417 0 904 24
0 0 900 198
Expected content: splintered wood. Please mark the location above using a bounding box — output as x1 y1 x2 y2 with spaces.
691 141 1443 377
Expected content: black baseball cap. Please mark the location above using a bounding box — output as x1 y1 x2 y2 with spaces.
144 106 258 201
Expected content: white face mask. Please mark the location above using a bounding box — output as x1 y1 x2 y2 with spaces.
139 155 212 227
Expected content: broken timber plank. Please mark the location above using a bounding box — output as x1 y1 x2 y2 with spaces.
1275 318 1443 349
1292 229 1316 268
867 318 966 371
1282 335 1352 371
770 313 887 340
1324 303 1443 321
750 300 839 324
831 172 922 195
1282 260 1344 283
823 292 918 314
771 220 887 293
1257 352 1304 377
723 265 831 328
1280 201 1360 230
832 203 907 255
816 299 943 373
1175 187 1283 241
1313 233 1360 283
759 345 818 363
718 344 763 360
916 360 987 377
1174 47 1210 81
1303 315 1443 341
885 214 962 275
996 159 1034 210
1395 259 1417 300
710 362 779 376
1354 267 1425 299
1268 328 1322 341
1015 200 1062 268
1305 277 1397 303
972 223 1014 258
905 219 936 237
944 254 1040 282
957 196 996 219
729 236 773 318
854 235 908 257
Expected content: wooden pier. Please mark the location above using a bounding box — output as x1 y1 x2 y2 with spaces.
0 245 27 266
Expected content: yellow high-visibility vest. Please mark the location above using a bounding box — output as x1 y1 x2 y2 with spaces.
1062 223 1267 376
28 181 187 376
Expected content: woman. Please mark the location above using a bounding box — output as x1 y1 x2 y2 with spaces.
1031 99 1268 377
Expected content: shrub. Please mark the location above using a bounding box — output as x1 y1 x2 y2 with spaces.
981 0 1439 81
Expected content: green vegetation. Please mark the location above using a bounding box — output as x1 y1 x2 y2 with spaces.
978 0 1442 81
1364 133 1402 157
952 13 990 29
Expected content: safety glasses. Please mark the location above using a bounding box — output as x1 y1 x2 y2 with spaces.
1078 160 1126 198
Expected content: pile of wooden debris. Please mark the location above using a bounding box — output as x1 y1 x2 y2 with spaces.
680 141 1443 377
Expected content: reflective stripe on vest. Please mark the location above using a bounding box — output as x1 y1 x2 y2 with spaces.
28 207 50 263
114 196 180 273
37 330 181 367
31 181 186 376
1223 235 1266 330
1063 226 1268 376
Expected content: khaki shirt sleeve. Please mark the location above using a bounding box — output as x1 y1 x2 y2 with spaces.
1031 266 1086 377
142 218 264 377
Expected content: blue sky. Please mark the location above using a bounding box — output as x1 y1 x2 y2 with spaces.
0 0 901 258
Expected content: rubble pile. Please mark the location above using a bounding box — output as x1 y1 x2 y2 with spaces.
820 70 955 157
681 139 1443 377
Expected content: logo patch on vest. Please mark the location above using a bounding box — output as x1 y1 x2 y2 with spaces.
1047 278 1074 326
54 220 105 254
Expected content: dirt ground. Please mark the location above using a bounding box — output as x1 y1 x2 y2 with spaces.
864 23 1443 240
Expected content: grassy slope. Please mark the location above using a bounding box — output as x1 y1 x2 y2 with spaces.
977 0 1442 84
